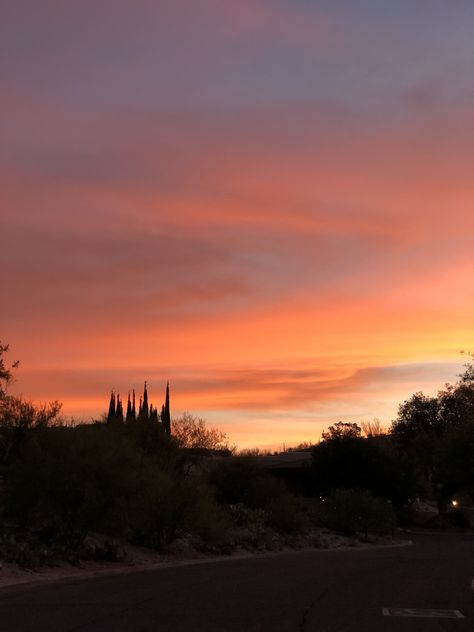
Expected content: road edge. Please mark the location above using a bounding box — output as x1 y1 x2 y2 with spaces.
0 539 413 596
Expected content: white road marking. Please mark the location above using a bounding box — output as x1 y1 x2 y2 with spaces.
382 608 464 619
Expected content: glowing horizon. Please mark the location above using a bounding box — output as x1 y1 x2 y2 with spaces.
2 1 474 448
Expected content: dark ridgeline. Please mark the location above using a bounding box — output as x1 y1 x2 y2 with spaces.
106 381 171 434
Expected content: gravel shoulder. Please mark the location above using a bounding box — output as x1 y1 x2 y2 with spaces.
0 531 411 592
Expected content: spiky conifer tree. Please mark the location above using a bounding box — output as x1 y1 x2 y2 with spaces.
126 392 133 422
150 404 159 422
142 381 149 420
161 381 171 434
115 393 124 423
107 390 116 423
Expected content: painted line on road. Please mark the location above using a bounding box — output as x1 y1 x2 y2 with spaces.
382 608 464 619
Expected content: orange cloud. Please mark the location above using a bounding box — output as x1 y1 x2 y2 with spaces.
2 3 474 447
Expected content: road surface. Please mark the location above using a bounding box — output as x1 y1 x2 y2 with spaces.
0 532 472 631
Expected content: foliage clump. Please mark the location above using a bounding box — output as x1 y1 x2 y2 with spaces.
319 489 396 539
172 412 232 452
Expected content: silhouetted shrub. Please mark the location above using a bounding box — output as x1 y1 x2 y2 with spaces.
79 538 127 563
225 504 268 549
446 509 472 528
209 456 289 510
129 472 224 550
0 396 62 466
209 457 261 505
435 421 474 506
6 427 142 545
266 495 307 534
5 423 226 553
320 489 396 538
311 435 417 507
0 532 42 568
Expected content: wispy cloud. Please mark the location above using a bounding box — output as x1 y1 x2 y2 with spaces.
2 1 474 446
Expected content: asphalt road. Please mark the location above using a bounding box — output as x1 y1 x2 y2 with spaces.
0 532 472 631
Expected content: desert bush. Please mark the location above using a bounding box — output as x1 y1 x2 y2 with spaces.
0 529 78 568
209 456 289 509
0 532 42 568
209 457 260 505
225 504 268 549
182 485 232 550
224 501 305 549
2 418 236 557
311 435 417 507
446 508 472 528
129 471 220 550
208 457 307 542
6 427 142 545
266 495 308 535
79 537 127 562
321 489 396 539
0 397 62 466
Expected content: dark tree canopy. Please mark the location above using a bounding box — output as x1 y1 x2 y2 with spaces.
392 360 474 446
438 382 474 428
321 421 361 442
391 392 441 443
0 343 62 465
388 360 474 507
435 422 474 502
311 433 416 506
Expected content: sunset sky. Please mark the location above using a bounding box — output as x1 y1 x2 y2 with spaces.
2 1 474 448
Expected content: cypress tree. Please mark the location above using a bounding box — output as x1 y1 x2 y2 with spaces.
142 381 149 420
115 393 124 423
107 390 116 423
126 391 133 422
161 381 171 434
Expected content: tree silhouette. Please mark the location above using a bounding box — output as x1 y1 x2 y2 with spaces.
172 412 230 451
321 421 361 441
115 394 124 423
391 392 442 444
107 391 116 423
0 342 19 395
161 382 171 434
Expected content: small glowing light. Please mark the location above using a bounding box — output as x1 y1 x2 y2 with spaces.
451 500 458 508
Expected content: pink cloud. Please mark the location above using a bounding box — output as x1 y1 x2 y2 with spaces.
2 3 474 447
